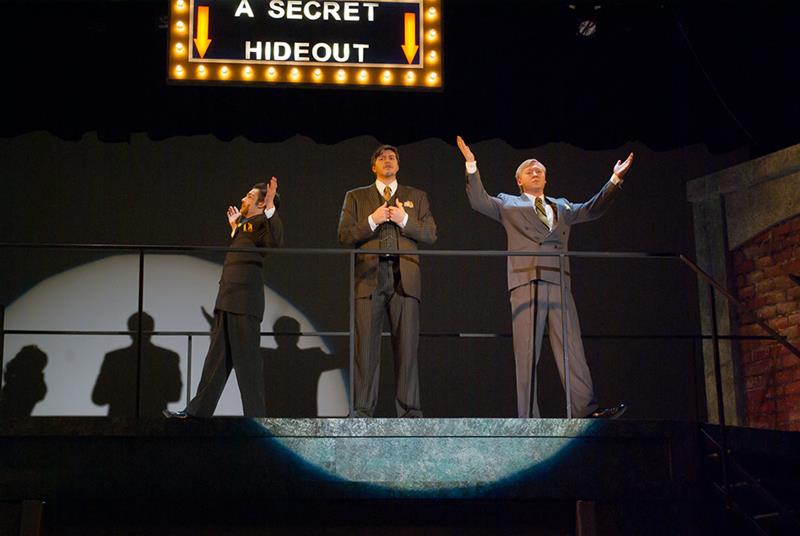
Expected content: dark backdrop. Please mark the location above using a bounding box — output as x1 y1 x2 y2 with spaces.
2 0 799 155
2 0 797 418
1 132 744 417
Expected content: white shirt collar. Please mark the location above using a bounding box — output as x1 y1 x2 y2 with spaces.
375 180 398 197
523 192 546 203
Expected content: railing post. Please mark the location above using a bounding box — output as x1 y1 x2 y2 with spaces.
135 250 144 419
559 254 572 419
709 283 731 506
348 252 356 417
186 335 192 408
0 304 5 388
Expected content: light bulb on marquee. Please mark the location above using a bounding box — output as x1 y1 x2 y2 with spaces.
167 0 444 89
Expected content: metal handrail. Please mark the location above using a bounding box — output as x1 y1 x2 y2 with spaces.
2 243 798 424
4 242 798 514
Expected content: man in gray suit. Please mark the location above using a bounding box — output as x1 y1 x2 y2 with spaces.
456 136 632 419
164 178 284 418
338 145 437 417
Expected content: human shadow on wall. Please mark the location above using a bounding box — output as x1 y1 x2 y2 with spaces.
0 345 48 417
201 308 346 417
262 316 347 417
91 312 182 417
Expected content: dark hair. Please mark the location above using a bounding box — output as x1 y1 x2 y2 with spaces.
252 182 280 208
252 182 268 202
370 145 399 167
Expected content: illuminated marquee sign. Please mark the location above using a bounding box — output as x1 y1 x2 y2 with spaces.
168 0 443 89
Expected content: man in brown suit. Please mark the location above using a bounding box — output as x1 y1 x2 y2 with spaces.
338 145 437 417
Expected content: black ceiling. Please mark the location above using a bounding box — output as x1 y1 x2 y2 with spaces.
4 0 799 157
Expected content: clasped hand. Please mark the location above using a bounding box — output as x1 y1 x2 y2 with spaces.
371 199 406 225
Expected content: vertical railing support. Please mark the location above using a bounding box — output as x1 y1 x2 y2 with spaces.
348 252 356 417
135 250 144 419
0 305 5 388
709 283 731 506
559 254 572 419
186 335 193 408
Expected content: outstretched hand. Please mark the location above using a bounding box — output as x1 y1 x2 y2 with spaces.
227 205 241 229
613 152 634 179
456 136 475 163
265 176 278 209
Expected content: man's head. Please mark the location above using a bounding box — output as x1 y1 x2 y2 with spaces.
371 145 399 183
240 183 268 217
515 159 547 195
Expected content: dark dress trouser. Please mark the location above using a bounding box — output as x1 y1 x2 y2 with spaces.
353 258 422 418
187 310 266 417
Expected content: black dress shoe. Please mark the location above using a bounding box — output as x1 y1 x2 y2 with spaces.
588 403 627 419
162 409 191 419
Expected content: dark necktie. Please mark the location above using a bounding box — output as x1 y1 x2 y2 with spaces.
535 197 550 229
379 186 397 253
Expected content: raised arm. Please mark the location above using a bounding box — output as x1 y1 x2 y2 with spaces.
569 152 634 224
457 135 502 222
264 177 285 246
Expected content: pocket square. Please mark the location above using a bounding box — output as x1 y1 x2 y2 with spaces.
403 200 414 208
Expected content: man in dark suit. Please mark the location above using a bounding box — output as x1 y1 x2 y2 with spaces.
338 145 437 417
164 178 284 418
457 136 631 419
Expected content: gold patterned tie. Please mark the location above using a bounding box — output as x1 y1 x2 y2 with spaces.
535 197 550 228
383 185 392 203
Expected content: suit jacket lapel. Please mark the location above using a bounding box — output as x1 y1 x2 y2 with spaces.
546 196 560 231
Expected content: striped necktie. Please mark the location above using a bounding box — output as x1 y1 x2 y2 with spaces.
383 185 392 203
535 197 550 229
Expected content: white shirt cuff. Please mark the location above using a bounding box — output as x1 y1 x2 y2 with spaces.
466 161 478 174
265 207 276 219
400 213 408 228
610 173 622 186
368 215 378 232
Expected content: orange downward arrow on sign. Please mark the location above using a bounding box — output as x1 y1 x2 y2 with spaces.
194 6 212 58
401 12 418 64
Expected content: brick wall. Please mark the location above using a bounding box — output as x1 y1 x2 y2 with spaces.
733 215 800 431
